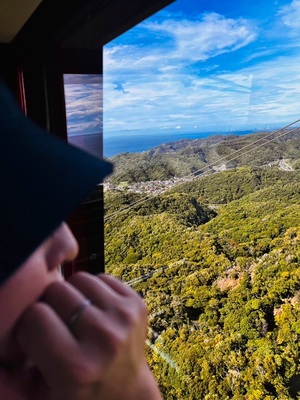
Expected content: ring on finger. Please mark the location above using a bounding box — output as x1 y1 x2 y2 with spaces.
69 299 92 328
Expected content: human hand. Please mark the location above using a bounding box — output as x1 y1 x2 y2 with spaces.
10 273 162 400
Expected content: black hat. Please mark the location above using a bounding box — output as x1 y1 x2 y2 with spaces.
0 81 113 285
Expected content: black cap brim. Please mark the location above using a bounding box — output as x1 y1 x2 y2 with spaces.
0 81 113 284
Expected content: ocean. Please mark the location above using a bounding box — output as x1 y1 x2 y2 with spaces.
68 130 257 159
103 130 256 158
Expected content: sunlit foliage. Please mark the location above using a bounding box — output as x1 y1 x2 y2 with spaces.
105 166 300 399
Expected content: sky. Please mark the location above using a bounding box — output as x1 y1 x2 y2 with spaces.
64 0 300 138
64 74 102 136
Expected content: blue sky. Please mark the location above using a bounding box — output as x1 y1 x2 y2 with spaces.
64 74 102 136
65 0 300 137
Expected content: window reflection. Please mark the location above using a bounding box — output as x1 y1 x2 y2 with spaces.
64 74 103 158
103 0 300 398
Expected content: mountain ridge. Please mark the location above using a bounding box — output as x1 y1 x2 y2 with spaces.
104 130 300 398
107 129 300 184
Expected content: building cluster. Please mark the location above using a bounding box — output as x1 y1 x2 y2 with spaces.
104 176 187 194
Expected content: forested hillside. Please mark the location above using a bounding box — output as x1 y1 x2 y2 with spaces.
107 130 300 184
105 153 300 398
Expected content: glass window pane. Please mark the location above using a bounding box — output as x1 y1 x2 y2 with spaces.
64 74 103 158
104 0 300 398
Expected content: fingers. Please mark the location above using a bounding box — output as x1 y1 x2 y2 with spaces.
68 272 146 313
98 273 140 297
68 273 148 339
41 280 89 327
40 280 116 345
16 302 84 392
41 273 147 334
16 299 117 398
15 273 151 400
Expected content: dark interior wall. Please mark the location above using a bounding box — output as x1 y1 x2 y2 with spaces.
11 0 174 51
1 0 175 276
8 0 174 131
0 44 18 94
0 44 12 81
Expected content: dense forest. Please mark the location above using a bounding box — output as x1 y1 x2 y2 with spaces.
104 132 300 399
107 129 300 184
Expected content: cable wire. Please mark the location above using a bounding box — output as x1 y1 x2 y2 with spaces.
104 120 300 222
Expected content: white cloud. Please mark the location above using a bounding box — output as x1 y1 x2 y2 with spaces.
103 49 300 132
145 13 257 62
102 11 261 134
101 8 300 133
104 12 257 74
280 0 300 29
158 65 180 72
168 114 194 119
243 49 278 63
64 82 103 134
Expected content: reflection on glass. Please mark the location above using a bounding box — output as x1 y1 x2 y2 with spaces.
104 0 300 158
64 74 103 158
104 0 300 398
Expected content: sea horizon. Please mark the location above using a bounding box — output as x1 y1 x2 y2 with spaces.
68 129 275 158
103 129 263 158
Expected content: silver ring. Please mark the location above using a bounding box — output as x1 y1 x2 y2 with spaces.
69 299 92 327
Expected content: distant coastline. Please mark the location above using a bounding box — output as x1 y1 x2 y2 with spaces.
103 130 259 158
68 129 271 158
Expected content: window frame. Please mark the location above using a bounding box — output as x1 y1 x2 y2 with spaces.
3 0 174 276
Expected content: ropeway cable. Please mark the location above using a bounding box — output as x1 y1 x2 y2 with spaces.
77 121 300 221
76 121 300 224
104 120 300 222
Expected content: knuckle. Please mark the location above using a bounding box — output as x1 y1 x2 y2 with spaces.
68 271 89 285
19 301 48 322
16 302 51 338
137 298 148 318
108 330 127 351
66 356 99 386
82 312 126 351
41 280 68 300
119 306 137 326
131 297 148 322
115 301 148 334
